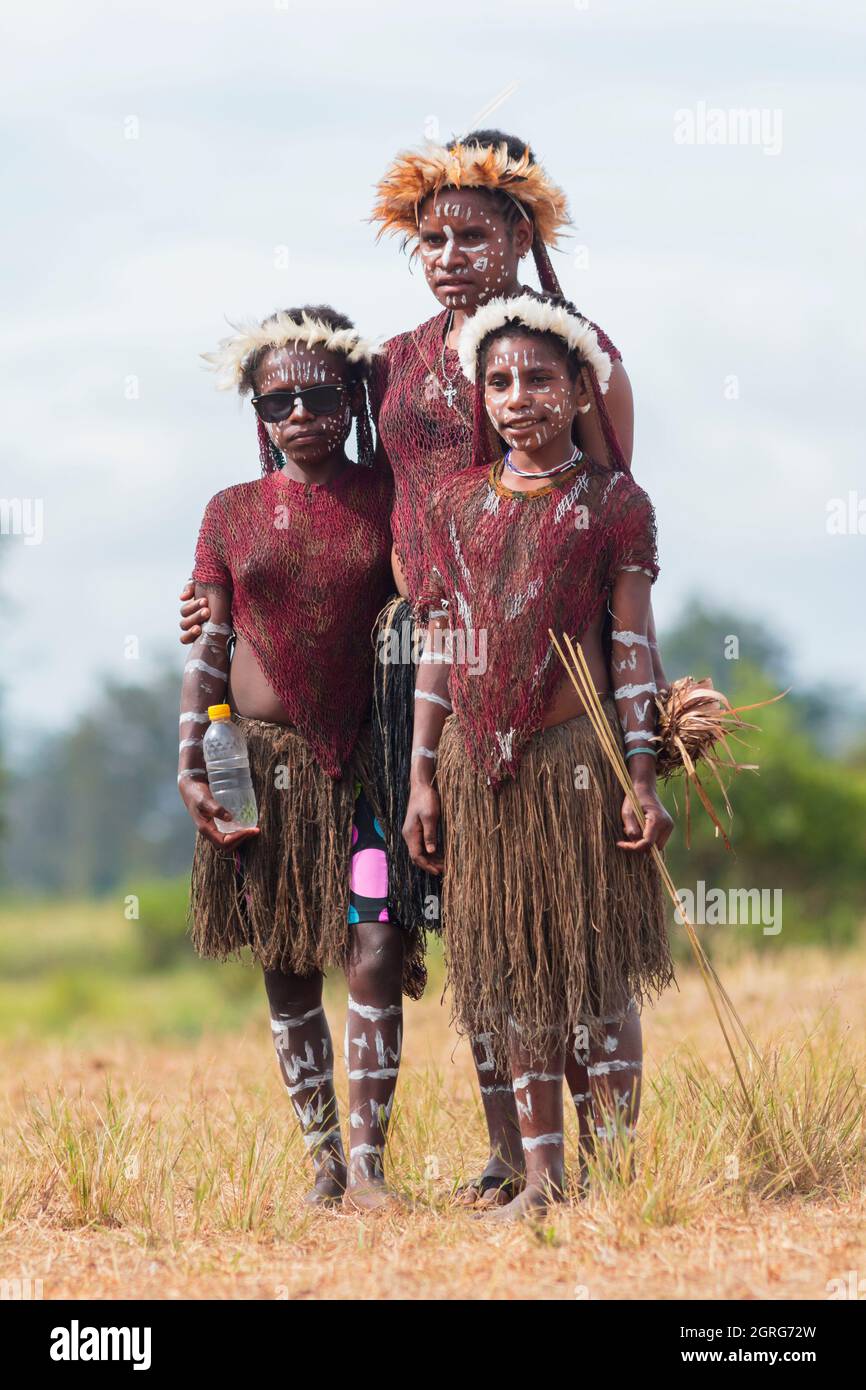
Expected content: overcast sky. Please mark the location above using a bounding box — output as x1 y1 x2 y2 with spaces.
2 0 864 752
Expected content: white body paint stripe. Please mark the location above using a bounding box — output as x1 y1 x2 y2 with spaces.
347 998 402 1021
184 658 225 681
347 1068 399 1080
512 1071 563 1089
179 737 202 751
414 690 453 711
271 1006 324 1030
302 1126 341 1148
588 1059 643 1076
611 630 650 648
613 681 658 700
285 1072 333 1096
522 1132 564 1150
179 710 210 724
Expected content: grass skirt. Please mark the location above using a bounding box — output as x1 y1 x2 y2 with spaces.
437 701 675 1068
371 596 439 940
189 717 426 999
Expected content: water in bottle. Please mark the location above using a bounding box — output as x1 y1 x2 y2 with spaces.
202 704 258 833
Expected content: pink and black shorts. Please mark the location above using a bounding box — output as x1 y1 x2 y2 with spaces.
348 784 391 925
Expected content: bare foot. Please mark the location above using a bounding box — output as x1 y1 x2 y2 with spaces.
303 1171 346 1208
454 1159 525 1209
477 1181 564 1224
343 1179 405 1214
473 1174 525 1210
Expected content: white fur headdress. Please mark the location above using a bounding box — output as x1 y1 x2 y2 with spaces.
203 310 381 392
457 293 612 392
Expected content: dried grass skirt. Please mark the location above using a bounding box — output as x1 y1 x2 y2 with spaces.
437 701 675 1068
189 717 426 998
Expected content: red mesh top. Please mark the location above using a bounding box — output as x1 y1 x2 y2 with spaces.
370 308 621 603
421 457 657 789
193 464 394 778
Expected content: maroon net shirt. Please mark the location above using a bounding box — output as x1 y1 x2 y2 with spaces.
193 464 394 778
422 458 658 789
371 308 622 603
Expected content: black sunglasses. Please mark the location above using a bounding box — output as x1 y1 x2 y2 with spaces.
252 383 347 424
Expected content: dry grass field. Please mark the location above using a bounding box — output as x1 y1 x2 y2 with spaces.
1 917 864 1301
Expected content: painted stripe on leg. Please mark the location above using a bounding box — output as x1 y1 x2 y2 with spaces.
513 1071 563 1089
347 998 402 1021
522 1132 564 1151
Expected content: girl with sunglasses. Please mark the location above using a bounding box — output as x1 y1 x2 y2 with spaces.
180 305 425 1213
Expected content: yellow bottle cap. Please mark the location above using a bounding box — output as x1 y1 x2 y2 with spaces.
207 703 231 720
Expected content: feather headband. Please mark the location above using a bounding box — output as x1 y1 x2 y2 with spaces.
202 311 381 392
371 141 571 248
457 293 613 392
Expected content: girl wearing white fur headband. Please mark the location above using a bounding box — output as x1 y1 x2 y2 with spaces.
181 305 425 1215
403 290 675 1221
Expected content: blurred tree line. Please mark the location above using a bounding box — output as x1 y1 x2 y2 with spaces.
654 601 866 945
2 601 865 946
5 669 195 895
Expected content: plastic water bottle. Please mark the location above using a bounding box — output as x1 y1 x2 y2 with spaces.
202 704 258 833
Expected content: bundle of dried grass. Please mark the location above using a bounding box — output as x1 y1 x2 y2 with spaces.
652 677 786 849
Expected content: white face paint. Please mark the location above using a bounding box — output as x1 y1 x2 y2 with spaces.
441 223 456 269
417 191 520 310
254 346 353 466
484 336 577 455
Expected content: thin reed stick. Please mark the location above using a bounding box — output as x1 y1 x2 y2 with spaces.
549 630 818 1183
551 631 755 1105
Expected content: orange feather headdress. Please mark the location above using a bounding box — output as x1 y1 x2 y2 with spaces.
370 141 571 248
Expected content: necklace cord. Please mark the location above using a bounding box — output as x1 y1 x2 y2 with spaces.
504 445 583 479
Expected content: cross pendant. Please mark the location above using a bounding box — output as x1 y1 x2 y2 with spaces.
443 382 457 409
